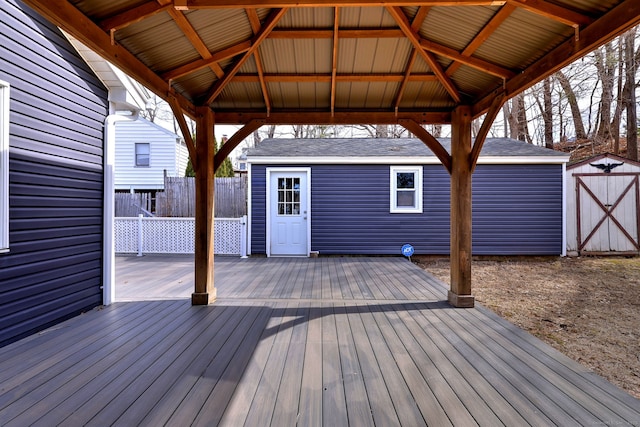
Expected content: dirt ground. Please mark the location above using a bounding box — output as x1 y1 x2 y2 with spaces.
414 256 640 399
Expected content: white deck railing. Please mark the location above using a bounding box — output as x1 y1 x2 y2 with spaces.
114 216 247 256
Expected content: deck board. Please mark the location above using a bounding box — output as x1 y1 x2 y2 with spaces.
1 256 639 426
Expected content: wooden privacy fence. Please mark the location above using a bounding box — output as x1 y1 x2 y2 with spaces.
115 176 247 217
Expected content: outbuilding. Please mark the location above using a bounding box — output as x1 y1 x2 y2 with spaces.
247 138 569 257
566 153 640 256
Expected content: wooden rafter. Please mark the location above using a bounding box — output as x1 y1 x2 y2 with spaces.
162 41 251 81
99 2 171 32
386 6 461 103
446 3 515 76
246 9 271 115
269 28 405 39
205 8 288 105
331 7 340 116
507 0 592 28
394 48 418 114
419 38 514 79
214 111 451 125
174 1 509 8
167 8 225 78
411 6 430 31
232 73 438 83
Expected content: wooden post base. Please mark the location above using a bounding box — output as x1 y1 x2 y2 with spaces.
191 289 217 305
448 290 475 308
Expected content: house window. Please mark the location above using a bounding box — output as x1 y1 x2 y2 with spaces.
390 166 423 213
0 81 9 253
135 143 150 166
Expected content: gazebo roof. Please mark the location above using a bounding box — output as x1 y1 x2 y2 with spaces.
22 0 640 125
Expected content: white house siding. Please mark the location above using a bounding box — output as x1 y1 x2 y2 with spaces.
114 117 187 190
566 154 640 255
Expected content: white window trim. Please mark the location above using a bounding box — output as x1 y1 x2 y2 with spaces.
390 166 423 213
135 142 150 167
0 81 9 253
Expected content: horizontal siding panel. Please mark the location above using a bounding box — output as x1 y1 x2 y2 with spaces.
0 0 107 347
250 163 564 256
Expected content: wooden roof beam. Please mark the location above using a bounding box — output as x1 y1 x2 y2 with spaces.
174 1 507 8
386 6 461 103
214 110 452 125
470 93 505 171
205 8 288 105
162 41 251 81
100 2 172 32
330 7 340 117
232 73 439 83
246 9 272 115
411 6 431 31
446 3 515 76
419 38 514 79
394 49 419 114
167 8 225 78
269 28 405 38
507 0 593 28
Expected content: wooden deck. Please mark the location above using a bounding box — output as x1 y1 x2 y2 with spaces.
1 256 639 426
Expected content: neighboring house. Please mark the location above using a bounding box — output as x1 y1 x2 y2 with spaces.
65 36 189 192
566 153 640 256
246 138 570 257
114 117 188 191
0 0 108 346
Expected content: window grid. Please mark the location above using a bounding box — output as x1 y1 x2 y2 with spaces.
277 177 301 215
135 143 150 167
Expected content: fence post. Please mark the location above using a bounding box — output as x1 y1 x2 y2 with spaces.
240 215 248 258
137 214 143 257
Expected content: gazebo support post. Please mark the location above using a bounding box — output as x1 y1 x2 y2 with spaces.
192 106 217 305
448 105 474 308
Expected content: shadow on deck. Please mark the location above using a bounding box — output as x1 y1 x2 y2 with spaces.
0 256 638 426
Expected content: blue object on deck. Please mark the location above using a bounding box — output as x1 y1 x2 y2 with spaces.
401 244 414 257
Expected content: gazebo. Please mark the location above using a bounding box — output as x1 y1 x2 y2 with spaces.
24 0 640 307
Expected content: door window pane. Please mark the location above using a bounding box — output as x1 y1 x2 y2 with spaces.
277 177 301 216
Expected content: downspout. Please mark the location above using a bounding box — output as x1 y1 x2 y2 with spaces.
103 109 138 305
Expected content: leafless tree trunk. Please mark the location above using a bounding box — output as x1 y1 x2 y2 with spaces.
594 43 616 141
375 124 389 138
542 77 554 149
625 29 638 161
556 70 587 139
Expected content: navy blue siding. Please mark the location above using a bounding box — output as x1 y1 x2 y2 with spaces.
0 0 108 347
250 163 563 256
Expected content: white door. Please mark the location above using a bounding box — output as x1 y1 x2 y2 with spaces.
268 170 309 256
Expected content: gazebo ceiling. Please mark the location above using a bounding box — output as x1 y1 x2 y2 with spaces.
23 0 640 124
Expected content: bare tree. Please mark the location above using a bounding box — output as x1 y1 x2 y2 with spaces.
594 42 616 141
625 28 638 161
556 70 588 140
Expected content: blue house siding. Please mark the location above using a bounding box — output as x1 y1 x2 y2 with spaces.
0 0 108 347
250 163 564 256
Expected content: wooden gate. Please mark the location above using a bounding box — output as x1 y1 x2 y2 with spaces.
575 172 640 254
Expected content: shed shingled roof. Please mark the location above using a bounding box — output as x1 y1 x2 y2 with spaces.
247 138 571 159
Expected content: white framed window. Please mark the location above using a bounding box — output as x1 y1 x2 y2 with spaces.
0 81 9 253
135 142 150 166
390 166 423 213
